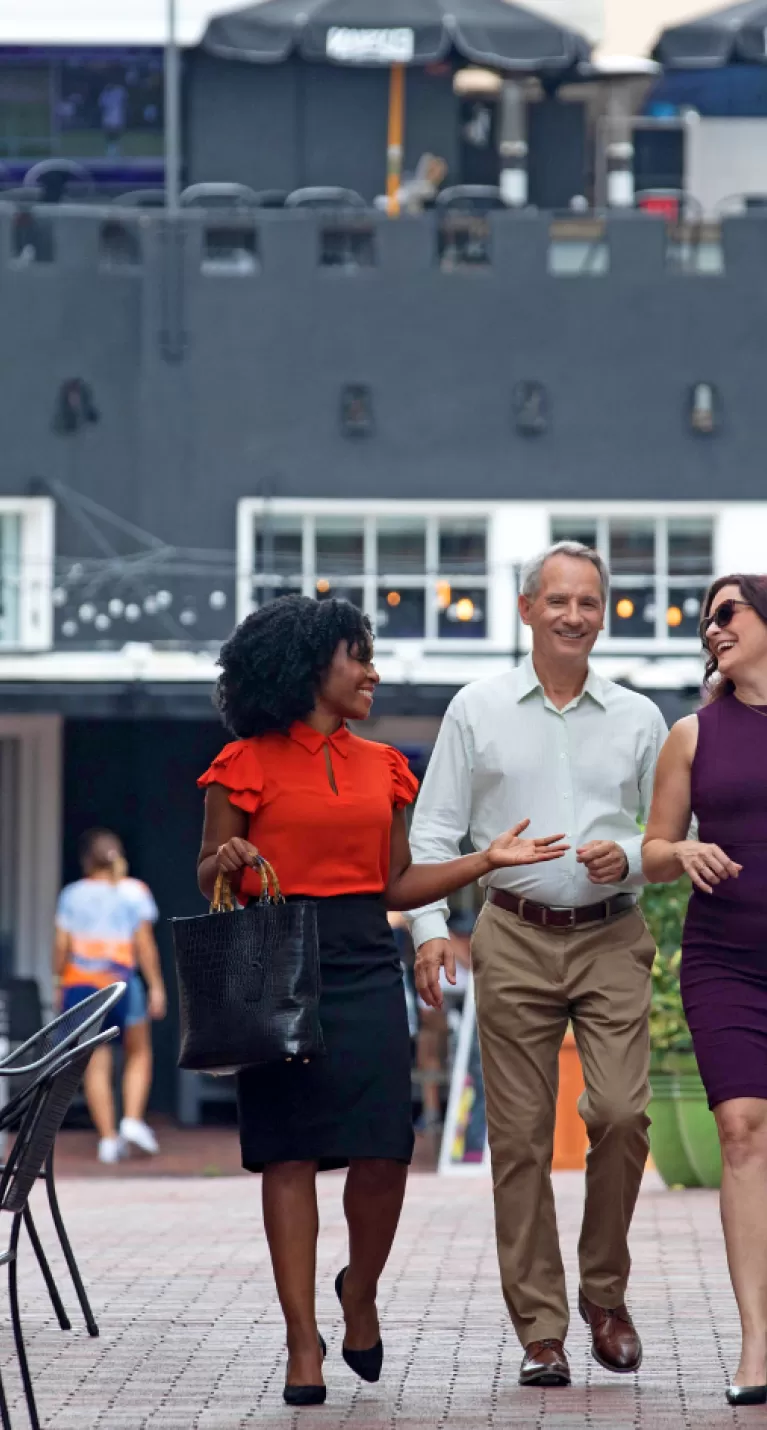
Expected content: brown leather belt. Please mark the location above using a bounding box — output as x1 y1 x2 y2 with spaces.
488 887 635 929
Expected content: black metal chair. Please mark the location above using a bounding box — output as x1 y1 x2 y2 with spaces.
285 186 366 210
0 984 126 1340
0 1027 117 1430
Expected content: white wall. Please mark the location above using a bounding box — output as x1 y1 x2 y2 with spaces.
601 0 719 59
686 117 767 217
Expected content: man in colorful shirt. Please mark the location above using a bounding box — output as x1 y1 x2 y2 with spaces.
54 828 167 1163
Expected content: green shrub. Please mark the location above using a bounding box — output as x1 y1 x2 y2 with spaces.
640 877 694 1061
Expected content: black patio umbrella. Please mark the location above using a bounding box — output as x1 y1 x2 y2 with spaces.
203 0 591 211
203 0 591 72
652 0 767 68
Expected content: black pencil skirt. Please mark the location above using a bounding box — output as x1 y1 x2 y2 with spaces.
236 894 415 1173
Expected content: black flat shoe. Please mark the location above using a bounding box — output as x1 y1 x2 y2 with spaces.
335 1267 384 1384
282 1332 327 1406
726 1385 767 1406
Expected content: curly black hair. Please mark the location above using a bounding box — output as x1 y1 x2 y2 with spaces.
214 595 374 737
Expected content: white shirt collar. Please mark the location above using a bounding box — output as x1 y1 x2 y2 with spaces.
515 652 608 711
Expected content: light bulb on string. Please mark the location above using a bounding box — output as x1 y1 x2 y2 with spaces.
124 603 141 623
94 614 111 632
209 590 227 611
108 598 125 618
53 588 68 608
61 620 78 638
78 603 96 623
179 608 198 627
144 595 159 615
155 589 172 610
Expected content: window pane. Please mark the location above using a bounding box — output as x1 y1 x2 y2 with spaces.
668 518 714 576
376 587 425 638
315 582 364 610
551 517 598 550
438 585 487 639
439 521 487 575
666 585 707 639
252 583 303 608
610 586 656 638
254 518 303 579
609 522 655 576
377 520 426 576
0 514 20 647
315 519 364 577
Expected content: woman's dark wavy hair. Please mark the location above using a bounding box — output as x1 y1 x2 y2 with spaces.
702 573 767 703
214 595 374 737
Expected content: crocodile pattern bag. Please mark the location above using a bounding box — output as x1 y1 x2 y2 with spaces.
172 860 324 1074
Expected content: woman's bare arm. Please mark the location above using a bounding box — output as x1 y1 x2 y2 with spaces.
642 715 743 893
197 785 257 901
384 809 568 911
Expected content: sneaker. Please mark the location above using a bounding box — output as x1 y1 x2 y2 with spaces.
119 1117 159 1155
97 1136 125 1165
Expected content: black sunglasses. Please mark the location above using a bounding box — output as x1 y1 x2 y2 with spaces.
699 598 752 646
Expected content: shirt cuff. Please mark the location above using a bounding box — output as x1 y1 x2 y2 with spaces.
617 835 646 891
409 911 450 950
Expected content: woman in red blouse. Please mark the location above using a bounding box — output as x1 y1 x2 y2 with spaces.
198 596 568 1407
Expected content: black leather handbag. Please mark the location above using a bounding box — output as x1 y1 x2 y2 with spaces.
172 858 324 1075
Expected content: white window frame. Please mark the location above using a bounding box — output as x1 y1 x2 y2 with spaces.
548 501 720 655
237 498 509 652
0 498 54 651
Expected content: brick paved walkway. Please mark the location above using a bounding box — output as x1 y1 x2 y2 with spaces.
4 1171 745 1429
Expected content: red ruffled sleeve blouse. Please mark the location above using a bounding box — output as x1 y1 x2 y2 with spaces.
198 721 419 900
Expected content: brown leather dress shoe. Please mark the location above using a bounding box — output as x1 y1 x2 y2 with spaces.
519 1338 571 1387
579 1290 642 1373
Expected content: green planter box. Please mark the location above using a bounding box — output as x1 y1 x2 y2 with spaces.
675 1071 722 1190
648 1066 701 1188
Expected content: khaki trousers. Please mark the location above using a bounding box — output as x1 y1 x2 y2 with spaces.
471 899 655 1348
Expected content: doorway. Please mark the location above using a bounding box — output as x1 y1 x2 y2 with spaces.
0 717 61 1017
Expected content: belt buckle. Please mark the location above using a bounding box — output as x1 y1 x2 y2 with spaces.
566 907 577 928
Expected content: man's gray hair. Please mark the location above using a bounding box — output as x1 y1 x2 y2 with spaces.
520 541 610 604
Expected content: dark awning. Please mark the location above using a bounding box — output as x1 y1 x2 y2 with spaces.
652 0 767 68
203 0 591 74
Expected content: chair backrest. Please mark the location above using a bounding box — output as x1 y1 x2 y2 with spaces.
113 189 166 208
0 1028 117 1215
180 182 260 209
0 979 43 1045
285 186 366 210
436 185 504 213
0 982 126 1078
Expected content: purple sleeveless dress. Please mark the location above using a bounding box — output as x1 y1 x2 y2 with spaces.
682 694 767 1109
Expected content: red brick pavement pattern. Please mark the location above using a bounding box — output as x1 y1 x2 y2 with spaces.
2 1171 745 1429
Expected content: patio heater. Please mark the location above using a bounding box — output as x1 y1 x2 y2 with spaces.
165 0 181 209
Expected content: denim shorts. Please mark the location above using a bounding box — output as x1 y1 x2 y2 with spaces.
61 974 146 1041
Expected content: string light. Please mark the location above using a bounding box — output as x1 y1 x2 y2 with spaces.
124 603 141 622
209 590 227 610
94 614 111 631
615 598 634 619
78 603 96 623
61 620 78 637
387 591 401 607
108 598 125 617
667 606 683 628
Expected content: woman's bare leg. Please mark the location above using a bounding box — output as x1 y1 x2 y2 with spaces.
716 1098 767 1387
83 1047 116 1139
262 1160 323 1386
340 1158 408 1350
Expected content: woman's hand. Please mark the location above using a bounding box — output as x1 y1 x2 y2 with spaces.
215 837 261 879
485 821 569 869
674 840 742 895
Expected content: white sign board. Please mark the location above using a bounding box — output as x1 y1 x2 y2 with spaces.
326 26 415 64
438 975 491 1176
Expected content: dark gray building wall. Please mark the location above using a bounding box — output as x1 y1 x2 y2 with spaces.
2 210 767 553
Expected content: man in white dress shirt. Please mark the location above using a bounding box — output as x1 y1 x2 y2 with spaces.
409 542 667 1388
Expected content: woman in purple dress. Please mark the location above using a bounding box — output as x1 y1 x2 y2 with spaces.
643 573 767 1407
